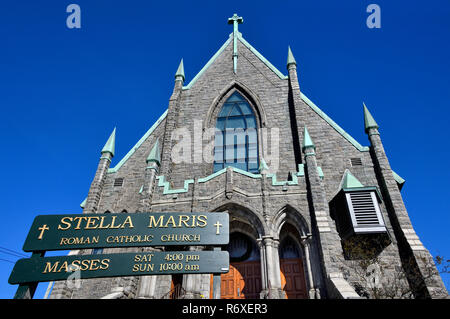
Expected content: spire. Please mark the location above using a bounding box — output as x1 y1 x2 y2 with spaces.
363 102 379 133
287 46 297 69
175 59 185 82
302 126 315 151
101 127 116 157
341 171 364 189
146 139 161 166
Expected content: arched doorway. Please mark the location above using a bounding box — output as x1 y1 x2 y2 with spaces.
211 231 262 299
279 225 308 299
220 232 261 299
210 203 265 299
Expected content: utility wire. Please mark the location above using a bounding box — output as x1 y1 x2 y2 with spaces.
0 258 15 264
0 249 27 259
0 246 28 258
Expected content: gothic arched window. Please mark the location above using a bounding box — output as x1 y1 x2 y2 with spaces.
214 92 259 173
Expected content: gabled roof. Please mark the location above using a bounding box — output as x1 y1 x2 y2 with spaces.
105 32 404 185
182 32 288 91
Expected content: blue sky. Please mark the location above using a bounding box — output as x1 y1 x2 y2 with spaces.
0 1 449 298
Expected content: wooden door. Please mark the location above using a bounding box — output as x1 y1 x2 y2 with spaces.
280 258 307 299
169 274 183 299
212 261 261 299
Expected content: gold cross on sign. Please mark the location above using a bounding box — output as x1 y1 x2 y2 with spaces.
214 221 223 235
38 224 49 240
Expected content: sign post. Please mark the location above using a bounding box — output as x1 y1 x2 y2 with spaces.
23 212 229 251
9 250 229 285
13 252 44 299
9 212 230 299
212 247 222 299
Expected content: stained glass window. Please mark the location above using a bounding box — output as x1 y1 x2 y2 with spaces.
214 92 259 173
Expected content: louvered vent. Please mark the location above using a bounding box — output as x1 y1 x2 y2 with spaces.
345 191 386 234
114 178 124 187
350 158 363 166
349 192 379 225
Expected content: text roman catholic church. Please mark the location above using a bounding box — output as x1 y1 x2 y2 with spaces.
49 14 447 299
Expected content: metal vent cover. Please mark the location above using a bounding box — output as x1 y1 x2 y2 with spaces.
114 178 124 187
345 191 386 233
350 158 363 166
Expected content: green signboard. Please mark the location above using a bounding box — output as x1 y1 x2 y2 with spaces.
23 212 229 252
9 250 229 285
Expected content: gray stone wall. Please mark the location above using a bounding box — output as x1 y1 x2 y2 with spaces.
50 32 446 299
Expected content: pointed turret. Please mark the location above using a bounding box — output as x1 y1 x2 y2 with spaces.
140 139 161 210
146 139 161 166
175 59 185 82
287 46 297 69
259 157 269 173
84 127 115 213
363 103 379 134
302 126 315 152
341 171 364 189
101 127 116 157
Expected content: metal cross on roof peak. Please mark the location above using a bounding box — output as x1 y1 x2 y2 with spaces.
228 14 243 74
228 13 243 33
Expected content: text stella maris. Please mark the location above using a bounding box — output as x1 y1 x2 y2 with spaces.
56 214 208 231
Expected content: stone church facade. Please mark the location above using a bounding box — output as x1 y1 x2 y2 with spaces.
50 15 447 299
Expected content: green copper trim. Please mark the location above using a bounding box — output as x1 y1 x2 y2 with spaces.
300 93 370 152
146 139 161 166
80 197 87 209
363 102 379 133
183 32 289 90
287 46 296 68
392 170 405 185
317 167 324 179
228 14 243 74
99 156 112 163
101 127 116 156
259 158 269 173
266 173 297 186
182 37 232 90
156 176 194 195
238 35 288 80
177 31 367 156
232 167 262 179
158 164 312 195
297 164 305 176
198 168 227 183
302 127 315 151
175 59 185 82
108 110 167 173
342 171 364 189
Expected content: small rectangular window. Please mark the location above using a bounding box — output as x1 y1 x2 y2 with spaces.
350 158 363 166
114 178 124 187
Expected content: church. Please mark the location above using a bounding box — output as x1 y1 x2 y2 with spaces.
49 14 447 299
